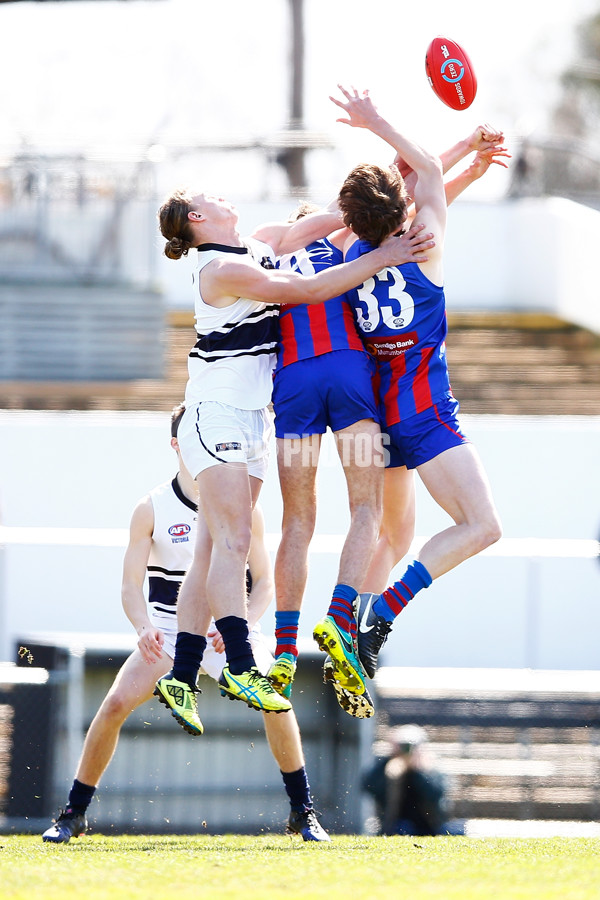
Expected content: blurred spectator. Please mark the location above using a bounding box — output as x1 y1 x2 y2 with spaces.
361 724 457 835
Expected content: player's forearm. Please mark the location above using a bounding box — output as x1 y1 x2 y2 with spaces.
444 170 477 206
444 161 487 206
237 231 429 305
366 113 439 177
289 242 406 303
246 579 274 629
439 137 474 175
122 587 152 634
277 208 343 255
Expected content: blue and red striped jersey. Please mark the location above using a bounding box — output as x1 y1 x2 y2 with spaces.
344 240 453 425
275 238 365 372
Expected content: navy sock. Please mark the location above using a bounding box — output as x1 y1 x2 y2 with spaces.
172 631 207 690
67 778 96 815
215 615 255 675
274 610 300 659
326 583 358 633
374 560 433 622
281 766 312 813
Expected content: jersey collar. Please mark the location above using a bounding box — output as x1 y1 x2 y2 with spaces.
196 242 248 254
171 475 198 513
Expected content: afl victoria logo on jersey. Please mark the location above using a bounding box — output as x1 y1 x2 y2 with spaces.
168 523 191 543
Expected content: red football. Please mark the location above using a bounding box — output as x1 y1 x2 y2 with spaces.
425 36 477 111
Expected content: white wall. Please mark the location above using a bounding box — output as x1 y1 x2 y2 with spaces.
0 411 598 669
445 197 600 334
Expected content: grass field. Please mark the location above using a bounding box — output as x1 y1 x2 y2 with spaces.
1 834 599 900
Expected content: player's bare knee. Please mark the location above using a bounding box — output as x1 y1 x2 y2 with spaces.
389 531 415 564
476 511 502 552
213 528 252 559
281 515 315 546
348 497 382 522
348 508 381 547
100 690 136 723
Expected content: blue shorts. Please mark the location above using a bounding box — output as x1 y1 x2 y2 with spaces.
384 397 469 469
272 349 378 438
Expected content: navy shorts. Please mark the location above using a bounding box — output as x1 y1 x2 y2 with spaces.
384 396 469 469
273 349 379 438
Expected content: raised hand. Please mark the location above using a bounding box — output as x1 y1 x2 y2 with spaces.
379 221 435 265
330 84 380 129
469 145 512 179
465 123 506 153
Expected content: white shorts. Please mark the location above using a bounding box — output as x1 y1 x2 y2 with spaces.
178 401 273 481
150 612 274 680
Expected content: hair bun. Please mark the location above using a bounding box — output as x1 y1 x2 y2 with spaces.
164 236 191 260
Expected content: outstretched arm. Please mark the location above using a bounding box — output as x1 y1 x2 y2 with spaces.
395 124 509 199
438 124 506 174
331 85 443 197
331 84 445 279
398 142 511 214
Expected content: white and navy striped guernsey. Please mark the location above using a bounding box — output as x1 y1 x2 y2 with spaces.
185 237 279 410
146 477 197 620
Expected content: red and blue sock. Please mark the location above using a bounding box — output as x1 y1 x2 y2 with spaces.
327 583 358 634
274 610 300 659
374 560 432 623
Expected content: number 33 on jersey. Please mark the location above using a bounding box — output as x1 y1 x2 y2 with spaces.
344 245 454 425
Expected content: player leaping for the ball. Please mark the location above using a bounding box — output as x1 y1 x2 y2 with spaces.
270 92 509 714
323 85 504 686
153 167 435 734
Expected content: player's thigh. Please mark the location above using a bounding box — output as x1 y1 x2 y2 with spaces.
417 442 497 525
334 418 384 506
106 648 172 709
198 462 253 544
